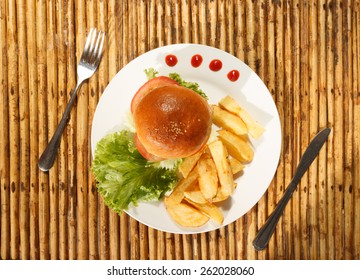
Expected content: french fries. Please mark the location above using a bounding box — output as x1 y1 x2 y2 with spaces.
212 105 248 136
164 95 265 228
164 197 209 227
217 129 254 163
197 156 218 201
208 140 234 197
219 95 265 139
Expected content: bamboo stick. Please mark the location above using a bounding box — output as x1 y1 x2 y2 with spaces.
17 0 30 260
164 0 172 45
75 0 89 260
148 229 157 259
172 0 181 43
65 0 77 260
192 233 200 260
36 0 50 260
107 0 120 260
208 0 217 47
157 230 166 259
181 0 191 43
209 230 218 260
200 232 208 260
0 0 10 260
254 0 268 260
130 218 139 259
235 0 246 260
283 0 294 260
264 0 278 259
165 232 174 259
55 0 68 260
353 0 360 260
333 0 344 260
97 0 110 260
291 0 302 260
87 0 99 260
227 223 235 260
139 224 149 259
8 0 20 260
182 234 192 260
199 0 207 45
308 0 320 260
156 0 165 47
174 234 183 260
190 0 199 43
299 0 311 259
342 0 354 259
325 0 336 260
317 0 328 260
47 0 59 260
218 227 226 260
274 0 285 260
217 0 226 51
226 0 235 55
149 0 157 49
119 0 129 260
138 0 148 53
244 0 258 260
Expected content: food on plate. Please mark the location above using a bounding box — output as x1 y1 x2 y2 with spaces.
164 197 209 227
91 130 179 214
197 155 219 202
167 168 199 204
163 94 265 227
217 129 254 163
219 95 265 139
212 105 248 136
92 66 265 227
133 84 212 161
208 140 234 197
178 148 205 178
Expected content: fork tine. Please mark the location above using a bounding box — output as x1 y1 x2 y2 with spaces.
91 31 103 63
94 32 105 67
85 28 98 62
80 28 95 62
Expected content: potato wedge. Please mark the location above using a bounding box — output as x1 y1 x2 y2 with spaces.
164 197 209 227
212 105 248 136
185 198 224 225
212 189 230 202
178 148 204 178
229 157 245 174
167 168 198 204
197 157 219 201
217 129 254 163
207 140 234 197
184 189 208 204
218 95 241 115
219 95 265 139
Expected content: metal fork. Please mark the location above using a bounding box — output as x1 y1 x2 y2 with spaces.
38 28 105 171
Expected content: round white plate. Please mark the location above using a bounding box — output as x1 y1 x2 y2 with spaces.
91 44 281 234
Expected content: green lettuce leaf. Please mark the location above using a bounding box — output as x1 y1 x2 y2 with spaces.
168 72 208 99
92 130 179 214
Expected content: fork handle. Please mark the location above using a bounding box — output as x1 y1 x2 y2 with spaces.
38 79 84 171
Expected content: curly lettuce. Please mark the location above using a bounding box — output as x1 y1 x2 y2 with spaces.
92 130 179 214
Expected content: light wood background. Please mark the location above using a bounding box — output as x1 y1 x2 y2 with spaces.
0 0 359 260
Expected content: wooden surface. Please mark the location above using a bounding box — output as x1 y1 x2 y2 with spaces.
0 0 359 260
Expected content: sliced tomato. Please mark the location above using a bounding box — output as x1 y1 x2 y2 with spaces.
134 133 164 162
130 76 178 113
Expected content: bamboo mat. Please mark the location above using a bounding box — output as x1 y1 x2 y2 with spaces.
0 0 359 260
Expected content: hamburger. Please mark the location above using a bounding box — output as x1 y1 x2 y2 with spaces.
132 76 212 162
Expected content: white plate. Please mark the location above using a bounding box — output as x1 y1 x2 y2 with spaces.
91 44 281 234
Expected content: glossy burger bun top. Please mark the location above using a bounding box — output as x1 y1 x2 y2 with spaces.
133 84 212 159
